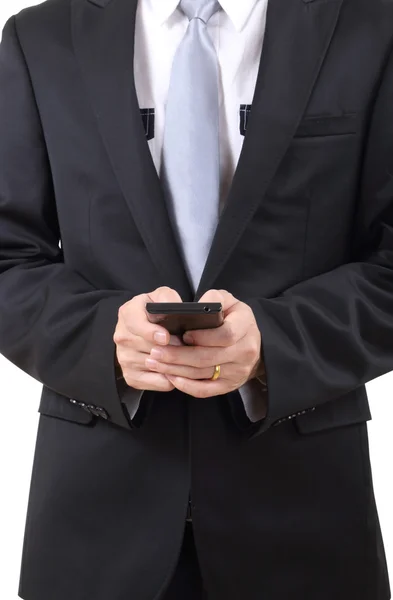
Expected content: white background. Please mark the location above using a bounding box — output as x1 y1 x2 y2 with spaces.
0 1 392 598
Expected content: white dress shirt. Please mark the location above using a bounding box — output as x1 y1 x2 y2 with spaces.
134 0 268 214
123 0 269 422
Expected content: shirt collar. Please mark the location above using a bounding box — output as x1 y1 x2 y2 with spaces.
147 0 260 33
146 0 181 26
219 0 260 32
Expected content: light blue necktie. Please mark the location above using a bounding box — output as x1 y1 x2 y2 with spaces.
160 0 221 293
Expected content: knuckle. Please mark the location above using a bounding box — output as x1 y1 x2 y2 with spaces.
118 303 137 332
244 346 254 360
245 344 257 361
118 302 128 320
114 330 131 346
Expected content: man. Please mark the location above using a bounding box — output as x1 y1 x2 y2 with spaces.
0 0 392 597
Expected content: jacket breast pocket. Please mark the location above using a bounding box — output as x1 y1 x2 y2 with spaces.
38 387 95 425
294 113 358 138
294 386 371 435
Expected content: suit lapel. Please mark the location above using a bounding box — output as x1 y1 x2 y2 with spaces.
195 0 345 299
72 0 344 302
71 0 194 300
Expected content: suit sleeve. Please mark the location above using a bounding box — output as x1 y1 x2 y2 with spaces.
246 42 393 434
0 15 145 431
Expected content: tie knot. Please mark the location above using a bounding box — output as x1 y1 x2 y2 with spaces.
179 0 221 24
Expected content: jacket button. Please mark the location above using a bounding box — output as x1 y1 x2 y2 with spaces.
87 405 101 417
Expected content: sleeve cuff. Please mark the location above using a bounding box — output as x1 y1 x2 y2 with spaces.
238 379 268 422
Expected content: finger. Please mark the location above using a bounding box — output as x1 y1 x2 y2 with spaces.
116 346 150 372
119 333 183 353
118 335 184 371
118 287 182 346
148 343 232 368
145 358 234 380
183 301 251 347
124 370 176 392
166 375 230 398
115 332 151 353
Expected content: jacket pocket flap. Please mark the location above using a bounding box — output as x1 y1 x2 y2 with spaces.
38 387 94 425
294 113 358 138
295 387 371 434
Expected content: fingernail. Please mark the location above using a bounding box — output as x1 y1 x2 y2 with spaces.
145 358 158 369
154 331 167 344
183 333 193 344
151 348 163 360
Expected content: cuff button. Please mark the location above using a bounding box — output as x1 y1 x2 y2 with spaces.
97 407 109 420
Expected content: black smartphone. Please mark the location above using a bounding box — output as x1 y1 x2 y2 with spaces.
145 302 224 336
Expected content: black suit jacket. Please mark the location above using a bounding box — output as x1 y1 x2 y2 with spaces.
0 0 392 598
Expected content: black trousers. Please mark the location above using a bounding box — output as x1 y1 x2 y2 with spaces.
161 523 206 600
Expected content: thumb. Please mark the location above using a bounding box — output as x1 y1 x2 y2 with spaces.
148 286 183 303
198 289 236 314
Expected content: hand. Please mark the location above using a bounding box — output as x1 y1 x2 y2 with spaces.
144 289 264 398
113 286 185 392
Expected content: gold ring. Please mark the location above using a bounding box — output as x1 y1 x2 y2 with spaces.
211 365 221 381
